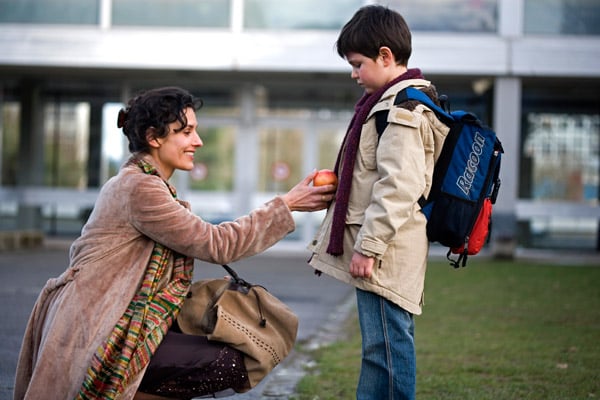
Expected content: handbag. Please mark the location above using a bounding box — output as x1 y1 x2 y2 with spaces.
177 264 299 391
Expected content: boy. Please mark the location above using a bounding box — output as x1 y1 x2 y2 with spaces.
307 5 449 399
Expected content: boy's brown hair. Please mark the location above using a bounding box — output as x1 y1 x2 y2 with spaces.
335 5 412 66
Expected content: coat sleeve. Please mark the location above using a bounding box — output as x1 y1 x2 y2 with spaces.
354 107 434 257
127 174 295 264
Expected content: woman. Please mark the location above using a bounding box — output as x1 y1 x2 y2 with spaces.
14 86 336 400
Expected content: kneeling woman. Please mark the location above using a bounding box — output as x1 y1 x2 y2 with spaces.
14 86 336 400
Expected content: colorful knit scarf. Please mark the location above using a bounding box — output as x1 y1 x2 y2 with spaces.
327 68 424 256
76 158 194 399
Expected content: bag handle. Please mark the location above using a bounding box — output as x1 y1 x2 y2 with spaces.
220 264 267 327
221 264 249 286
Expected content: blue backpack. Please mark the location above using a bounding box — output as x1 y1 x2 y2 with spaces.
376 87 504 267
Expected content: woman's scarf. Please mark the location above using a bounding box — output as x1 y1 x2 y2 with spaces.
76 158 194 399
327 68 424 256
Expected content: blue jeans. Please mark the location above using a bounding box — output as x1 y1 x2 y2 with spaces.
356 288 416 400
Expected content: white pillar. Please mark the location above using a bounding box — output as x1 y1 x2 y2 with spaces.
234 85 259 216
491 76 521 257
16 81 45 229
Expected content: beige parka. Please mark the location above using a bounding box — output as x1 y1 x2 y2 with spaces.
14 154 296 400
307 79 449 315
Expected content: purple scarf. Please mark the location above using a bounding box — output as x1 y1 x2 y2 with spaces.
326 68 424 256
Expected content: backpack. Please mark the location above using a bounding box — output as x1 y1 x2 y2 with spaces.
375 87 504 268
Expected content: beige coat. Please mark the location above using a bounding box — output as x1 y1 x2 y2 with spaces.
14 154 295 400
307 79 449 315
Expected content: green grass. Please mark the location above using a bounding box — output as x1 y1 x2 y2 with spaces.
293 259 600 400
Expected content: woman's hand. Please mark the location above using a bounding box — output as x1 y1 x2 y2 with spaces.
281 170 337 212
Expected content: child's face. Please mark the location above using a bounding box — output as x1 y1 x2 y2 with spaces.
346 52 389 94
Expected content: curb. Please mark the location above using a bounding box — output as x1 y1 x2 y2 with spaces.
258 289 357 399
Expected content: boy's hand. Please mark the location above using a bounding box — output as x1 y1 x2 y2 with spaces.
350 251 375 279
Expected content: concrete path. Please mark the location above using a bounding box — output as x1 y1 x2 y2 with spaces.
0 240 354 400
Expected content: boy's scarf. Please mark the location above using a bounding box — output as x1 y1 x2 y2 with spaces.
77 158 194 399
327 68 424 256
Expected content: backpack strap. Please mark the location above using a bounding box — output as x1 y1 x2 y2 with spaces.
395 88 455 209
377 87 452 138
375 87 449 207
394 87 454 124
375 109 390 137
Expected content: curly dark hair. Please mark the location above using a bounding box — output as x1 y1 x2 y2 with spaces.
117 86 203 153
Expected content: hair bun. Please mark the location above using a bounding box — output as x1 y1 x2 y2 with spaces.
117 109 127 128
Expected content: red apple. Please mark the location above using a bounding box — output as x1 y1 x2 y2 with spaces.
313 169 338 187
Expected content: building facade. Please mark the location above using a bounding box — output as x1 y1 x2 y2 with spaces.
0 0 599 253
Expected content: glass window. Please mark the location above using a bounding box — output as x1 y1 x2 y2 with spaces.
524 0 600 35
244 0 361 30
317 128 344 171
102 103 127 182
527 217 598 250
257 127 303 192
190 126 235 191
434 78 495 126
520 80 600 250
382 0 497 33
523 113 599 203
0 0 98 24
112 0 230 28
44 102 90 188
1 102 19 186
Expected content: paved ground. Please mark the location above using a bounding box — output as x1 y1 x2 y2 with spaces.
2 239 599 400
0 240 354 400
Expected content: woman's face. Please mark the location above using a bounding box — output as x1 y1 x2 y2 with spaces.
149 107 203 179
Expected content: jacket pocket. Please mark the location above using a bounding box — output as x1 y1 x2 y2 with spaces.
357 125 377 171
